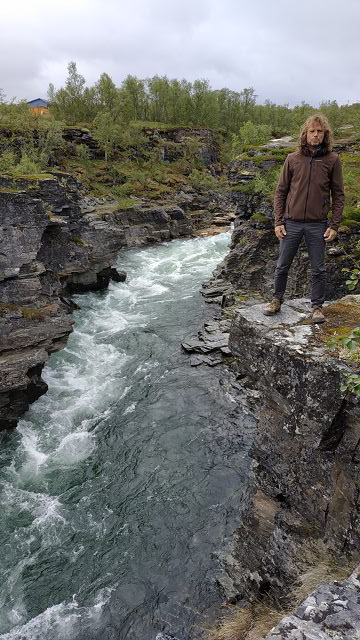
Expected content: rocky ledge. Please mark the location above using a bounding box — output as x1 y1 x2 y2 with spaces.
265 564 360 639
215 295 360 611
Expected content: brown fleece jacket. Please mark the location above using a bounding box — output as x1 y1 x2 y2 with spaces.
273 151 344 231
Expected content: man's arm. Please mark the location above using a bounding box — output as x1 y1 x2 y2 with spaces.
329 156 344 232
273 156 292 227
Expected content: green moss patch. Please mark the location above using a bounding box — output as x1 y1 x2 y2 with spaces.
231 185 252 192
250 213 268 223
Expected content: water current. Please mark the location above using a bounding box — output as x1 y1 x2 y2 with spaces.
0 232 254 640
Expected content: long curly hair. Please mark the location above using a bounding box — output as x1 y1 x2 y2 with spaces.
296 113 334 154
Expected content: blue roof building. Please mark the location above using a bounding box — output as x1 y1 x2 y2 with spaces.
27 98 49 108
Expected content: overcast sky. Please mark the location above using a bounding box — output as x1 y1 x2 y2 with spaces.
1 0 359 106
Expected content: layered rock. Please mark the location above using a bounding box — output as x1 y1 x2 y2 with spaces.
142 126 221 168
216 296 360 606
0 170 231 429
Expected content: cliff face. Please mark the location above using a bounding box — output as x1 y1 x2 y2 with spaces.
0 167 232 430
216 295 360 605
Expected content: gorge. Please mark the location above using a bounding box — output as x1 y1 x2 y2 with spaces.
0 124 360 639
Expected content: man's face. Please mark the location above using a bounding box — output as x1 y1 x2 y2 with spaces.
306 121 325 147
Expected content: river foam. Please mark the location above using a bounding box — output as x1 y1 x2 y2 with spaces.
0 231 238 639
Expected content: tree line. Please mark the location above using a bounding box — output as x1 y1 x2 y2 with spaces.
44 62 360 137
0 61 359 172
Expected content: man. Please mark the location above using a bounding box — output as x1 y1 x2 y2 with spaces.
264 114 344 323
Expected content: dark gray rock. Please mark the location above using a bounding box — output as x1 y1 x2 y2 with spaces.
265 565 360 639
182 316 232 366
216 295 360 605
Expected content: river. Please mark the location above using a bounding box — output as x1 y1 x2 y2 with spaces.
0 232 254 640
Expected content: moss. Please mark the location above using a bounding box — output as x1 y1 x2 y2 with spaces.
266 146 294 157
250 213 268 223
13 173 54 181
63 125 90 132
343 209 360 222
320 299 360 346
131 121 193 132
249 154 273 165
231 185 251 192
342 220 360 229
339 224 351 234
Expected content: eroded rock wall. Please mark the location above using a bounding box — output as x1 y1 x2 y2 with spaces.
218 296 360 605
0 171 231 429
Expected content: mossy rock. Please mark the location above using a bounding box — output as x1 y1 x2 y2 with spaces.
250 213 268 223
231 185 252 192
115 197 138 209
12 173 54 181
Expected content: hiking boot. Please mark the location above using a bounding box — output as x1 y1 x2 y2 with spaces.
312 307 325 324
263 299 281 316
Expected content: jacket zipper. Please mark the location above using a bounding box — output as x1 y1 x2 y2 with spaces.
304 157 313 221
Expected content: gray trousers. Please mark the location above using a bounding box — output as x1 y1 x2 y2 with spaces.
274 220 327 308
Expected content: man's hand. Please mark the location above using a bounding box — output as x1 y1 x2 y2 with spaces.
275 224 286 240
324 228 337 242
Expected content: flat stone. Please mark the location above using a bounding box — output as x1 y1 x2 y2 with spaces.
234 302 307 328
190 353 223 367
220 346 232 355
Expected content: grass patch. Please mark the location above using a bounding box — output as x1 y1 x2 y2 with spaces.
206 601 285 640
130 120 193 131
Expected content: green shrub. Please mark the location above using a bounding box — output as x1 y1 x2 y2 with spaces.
251 166 281 198
0 150 16 173
250 213 268 223
343 208 360 222
0 150 42 176
12 153 43 176
232 122 272 157
188 168 219 190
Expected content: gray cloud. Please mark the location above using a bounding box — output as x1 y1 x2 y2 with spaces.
1 0 359 106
